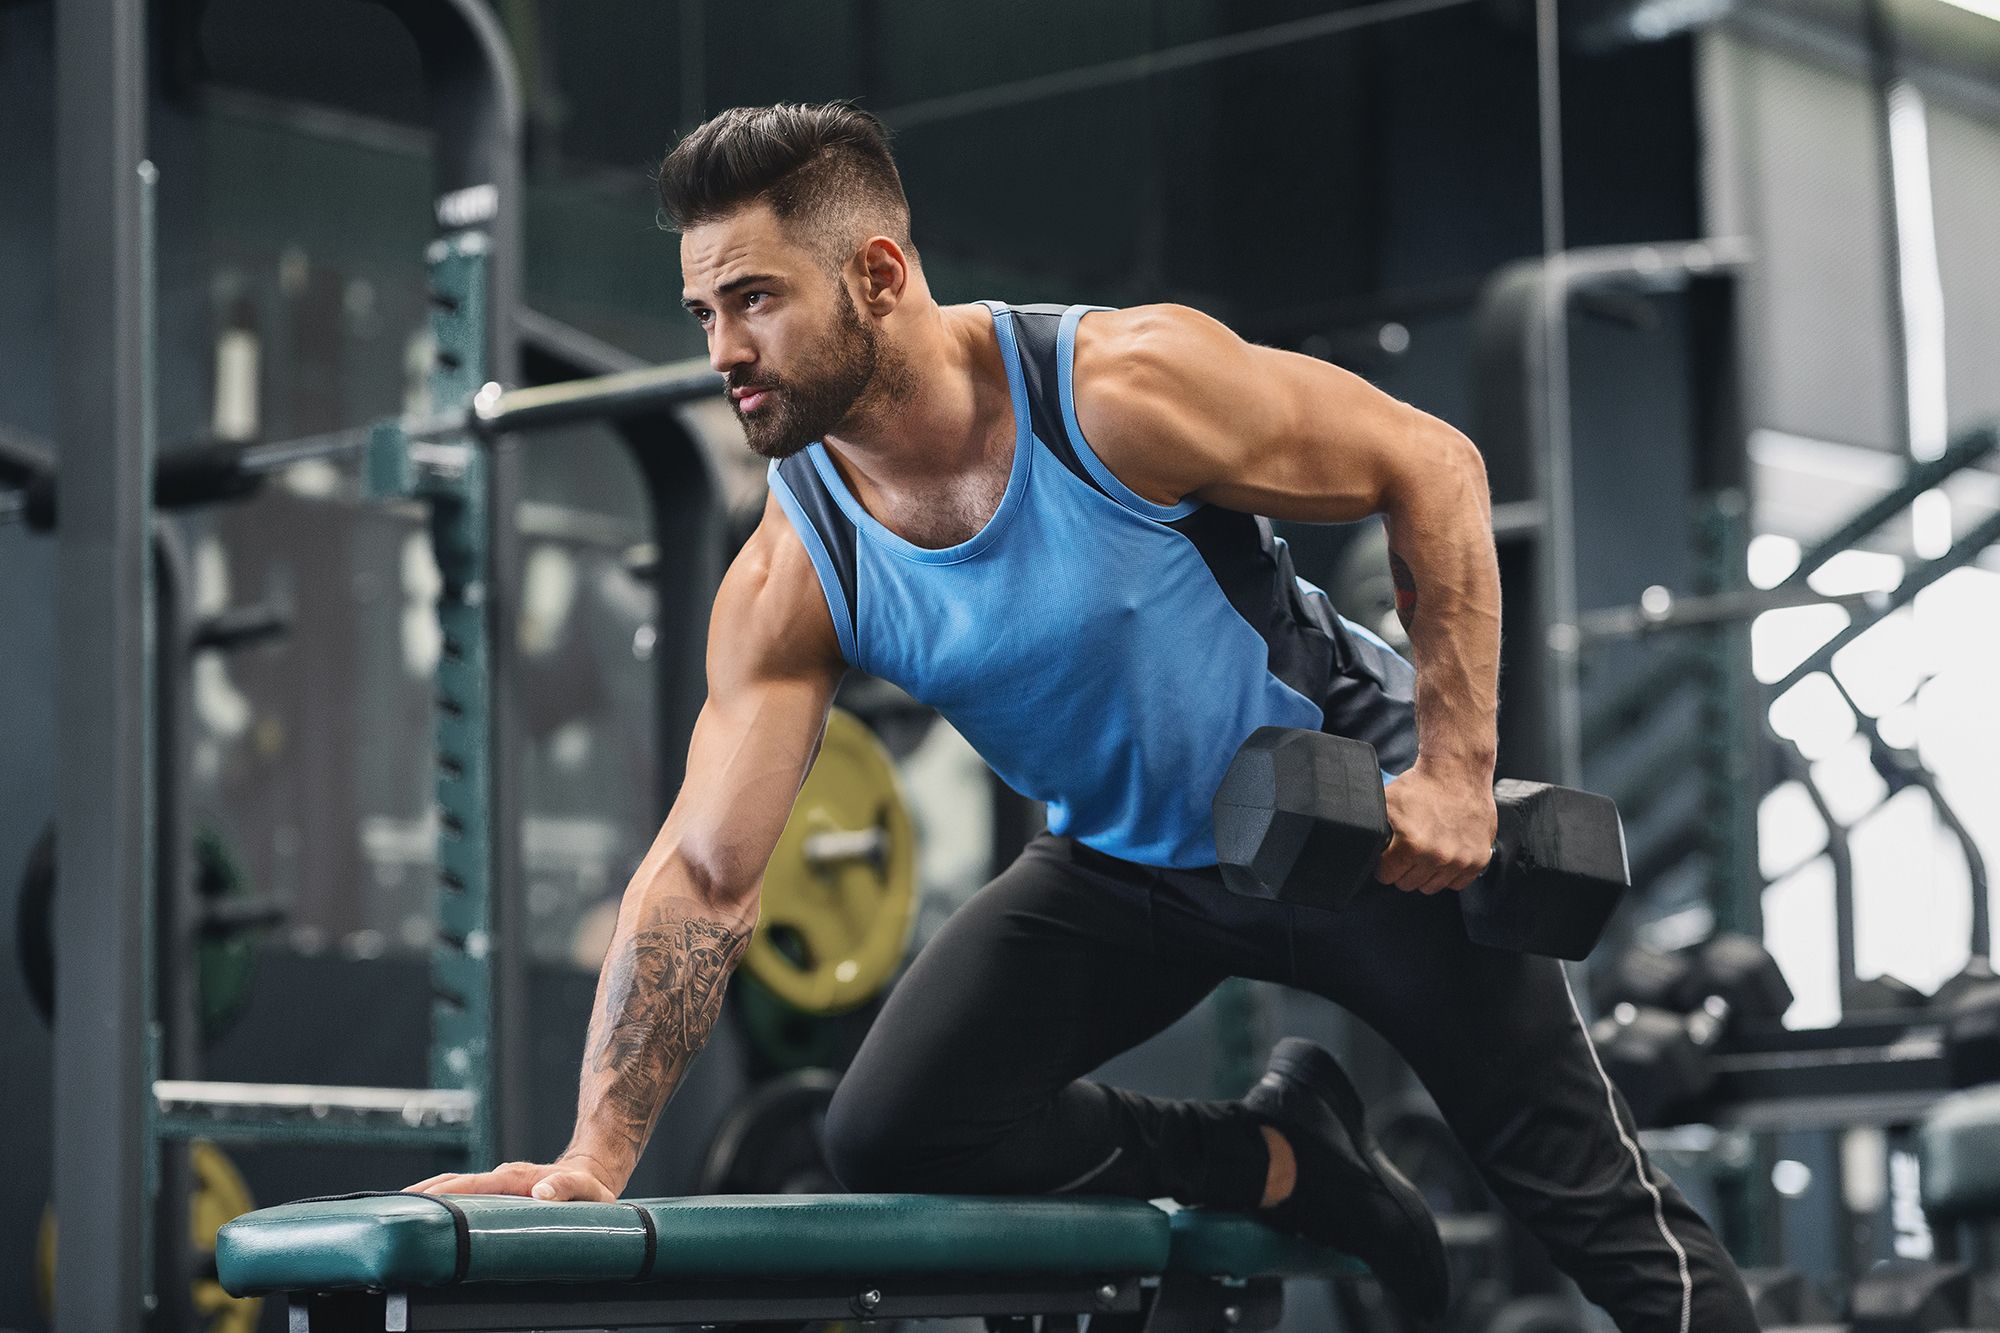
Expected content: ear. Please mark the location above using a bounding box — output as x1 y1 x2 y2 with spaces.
856 236 910 314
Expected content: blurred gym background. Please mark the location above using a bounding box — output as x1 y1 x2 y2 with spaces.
3 0 1999 1329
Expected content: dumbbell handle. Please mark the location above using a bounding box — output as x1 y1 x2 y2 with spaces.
1370 826 1502 880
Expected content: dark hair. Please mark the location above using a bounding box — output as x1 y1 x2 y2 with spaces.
656 103 916 267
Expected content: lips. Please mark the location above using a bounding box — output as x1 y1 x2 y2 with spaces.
731 385 775 412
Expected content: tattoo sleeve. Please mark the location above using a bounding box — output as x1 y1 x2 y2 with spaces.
564 895 752 1187
1389 551 1417 635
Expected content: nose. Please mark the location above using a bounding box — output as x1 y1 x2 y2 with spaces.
708 312 755 378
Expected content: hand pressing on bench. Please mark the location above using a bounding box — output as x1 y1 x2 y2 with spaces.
408 498 839 1206
407 1155 622 1202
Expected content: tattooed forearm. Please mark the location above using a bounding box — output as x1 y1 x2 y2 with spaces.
1389 551 1417 635
567 900 750 1183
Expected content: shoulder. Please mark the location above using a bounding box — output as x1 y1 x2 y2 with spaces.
1068 304 1281 503
1071 303 1247 395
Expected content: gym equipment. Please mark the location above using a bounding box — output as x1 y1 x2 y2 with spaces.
1589 933 1794 1126
1837 1259 2000 1332
1670 990 2000 1132
1591 1003 1729 1127
732 971 848 1072
38 1140 263 1333
1211 727 1628 959
1920 1085 2000 1268
1846 974 1931 1014
1594 933 1792 1020
748 707 919 1015
697 1068 841 1195
17 823 274 1046
215 1192 1367 1332
1741 1267 1839 1326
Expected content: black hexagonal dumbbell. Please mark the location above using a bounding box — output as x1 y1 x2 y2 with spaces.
1210 726 1629 960
1590 933 1794 1127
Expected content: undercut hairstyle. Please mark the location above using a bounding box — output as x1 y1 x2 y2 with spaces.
656 102 917 271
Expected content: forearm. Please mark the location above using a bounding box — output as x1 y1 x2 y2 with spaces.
560 860 756 1192
1382 422 1501 784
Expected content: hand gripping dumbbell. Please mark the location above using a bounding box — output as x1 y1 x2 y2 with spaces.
1210 726 1630 960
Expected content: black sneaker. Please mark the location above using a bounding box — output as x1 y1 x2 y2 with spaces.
1244 1038 1450 1321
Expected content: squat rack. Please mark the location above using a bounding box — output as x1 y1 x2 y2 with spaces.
44 2 733 1329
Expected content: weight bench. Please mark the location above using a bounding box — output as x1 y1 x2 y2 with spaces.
217 1191 1366 1331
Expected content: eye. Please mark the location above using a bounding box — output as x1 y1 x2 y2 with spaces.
690 307 713 327
743 291 769 309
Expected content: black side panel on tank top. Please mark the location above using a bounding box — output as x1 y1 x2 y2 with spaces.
1004 301 1415 764
773 451 860 648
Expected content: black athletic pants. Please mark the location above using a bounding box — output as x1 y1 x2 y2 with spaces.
821 832 1757 1333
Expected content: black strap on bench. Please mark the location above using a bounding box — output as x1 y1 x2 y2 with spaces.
291 1190 471 1284
621 1201 657 1280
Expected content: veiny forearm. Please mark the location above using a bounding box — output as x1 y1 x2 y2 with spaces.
560 863 755 1192
1383 421 1502 783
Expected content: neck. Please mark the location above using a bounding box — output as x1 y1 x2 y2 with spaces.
821 300 1010 487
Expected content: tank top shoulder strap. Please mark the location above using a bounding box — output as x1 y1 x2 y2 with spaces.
985 301 1118 501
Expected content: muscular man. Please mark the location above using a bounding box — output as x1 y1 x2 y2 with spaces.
412 103 1756 1331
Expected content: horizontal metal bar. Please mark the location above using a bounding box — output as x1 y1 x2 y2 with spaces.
466 359 722 437
1491 498 1545 542
1573 584 1885 642
874 0 1479 132
1708 1088 1953 1131
154 1079 476 1148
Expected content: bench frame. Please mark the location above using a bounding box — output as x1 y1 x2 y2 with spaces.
283 1270 1285 1332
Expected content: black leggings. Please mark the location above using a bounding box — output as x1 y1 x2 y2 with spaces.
821 833 1757 1333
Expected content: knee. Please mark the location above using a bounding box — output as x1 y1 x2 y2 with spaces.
821 1081 936 1194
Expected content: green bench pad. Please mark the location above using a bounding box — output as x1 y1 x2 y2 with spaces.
1921 1086 2000 1219
219 1192 1171 1296
1167 1207 1370 1279
217 1193 1361 1298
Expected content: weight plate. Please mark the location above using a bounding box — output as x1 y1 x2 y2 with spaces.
747 708 917 1015
734 971 844 1072
697 1068 843 1195
192 826 260 1045
15 822 262 1046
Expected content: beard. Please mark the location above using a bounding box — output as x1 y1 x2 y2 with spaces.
731 292 888 461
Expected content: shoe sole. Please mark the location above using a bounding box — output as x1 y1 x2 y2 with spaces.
1264 1038 1450 1321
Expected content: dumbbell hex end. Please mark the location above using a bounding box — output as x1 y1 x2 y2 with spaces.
1212 727 1387 909
1461 780 1629 960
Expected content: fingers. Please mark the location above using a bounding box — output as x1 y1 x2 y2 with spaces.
406 1160 616 1202
531 1171 616 1203
1377 835 1487 895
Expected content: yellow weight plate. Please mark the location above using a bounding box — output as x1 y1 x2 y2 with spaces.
748 707 918 1014
37 1139 262 1332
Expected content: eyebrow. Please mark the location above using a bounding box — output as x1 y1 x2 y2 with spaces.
681 273 783 310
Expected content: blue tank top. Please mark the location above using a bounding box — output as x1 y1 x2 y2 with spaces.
768 301 1416 869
